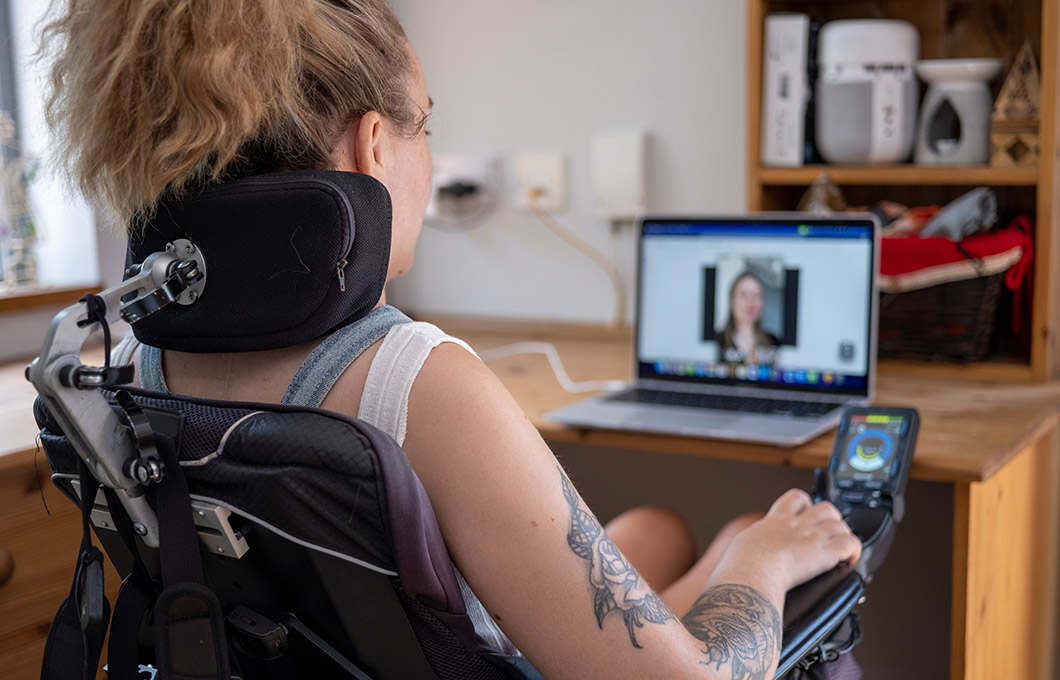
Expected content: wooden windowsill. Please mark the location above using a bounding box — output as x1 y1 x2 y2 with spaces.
0 284 101 314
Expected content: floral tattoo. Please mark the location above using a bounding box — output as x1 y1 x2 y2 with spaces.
559 468 676 648
559 467 780 679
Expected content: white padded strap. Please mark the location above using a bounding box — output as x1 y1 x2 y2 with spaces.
358 322 477 446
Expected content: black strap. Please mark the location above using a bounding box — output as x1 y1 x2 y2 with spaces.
105 430 231 680
40 462 111 680
78 293 112 368
281 614 374 680
104 486 162 680
154 582 230 680
153 434 206 587
150 434 230 680
107 574 156 680
73 293 135 386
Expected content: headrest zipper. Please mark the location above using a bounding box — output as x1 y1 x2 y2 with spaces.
336 259 347 292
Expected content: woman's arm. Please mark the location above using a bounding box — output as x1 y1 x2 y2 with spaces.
401 344 860 680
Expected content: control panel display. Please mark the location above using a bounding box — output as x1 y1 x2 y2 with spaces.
829 410 917 507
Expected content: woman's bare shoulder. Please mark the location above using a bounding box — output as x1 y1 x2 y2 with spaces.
405 341 533 445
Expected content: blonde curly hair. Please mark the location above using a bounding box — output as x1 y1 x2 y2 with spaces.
42 0 414 228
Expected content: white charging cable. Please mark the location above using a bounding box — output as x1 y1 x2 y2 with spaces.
526 189 627 329
478 341 627 394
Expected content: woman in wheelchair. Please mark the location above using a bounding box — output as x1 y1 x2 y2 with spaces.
43 1 861 678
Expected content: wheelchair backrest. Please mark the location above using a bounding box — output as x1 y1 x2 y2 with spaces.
36 387 539 680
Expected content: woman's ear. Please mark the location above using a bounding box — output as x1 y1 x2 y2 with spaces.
334 111 387 179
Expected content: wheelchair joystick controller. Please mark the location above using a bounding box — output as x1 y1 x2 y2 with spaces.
813 406 918 580
777 406 919 678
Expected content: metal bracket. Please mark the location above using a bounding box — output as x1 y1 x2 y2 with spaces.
165 239 207 306
28 244 208 548
69 478 249 559
191 501 250 558
122 241 206 323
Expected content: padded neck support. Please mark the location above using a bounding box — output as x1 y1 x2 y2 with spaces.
126 170 392 353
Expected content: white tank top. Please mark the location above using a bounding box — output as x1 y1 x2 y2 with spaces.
358 321 476 445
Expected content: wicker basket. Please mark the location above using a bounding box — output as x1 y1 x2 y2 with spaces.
878 273 1004 363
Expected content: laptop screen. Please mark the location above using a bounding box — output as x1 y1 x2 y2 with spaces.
636 217 877 397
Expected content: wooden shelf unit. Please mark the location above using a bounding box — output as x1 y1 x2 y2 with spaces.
746 0 1060 381
757 165 1040 187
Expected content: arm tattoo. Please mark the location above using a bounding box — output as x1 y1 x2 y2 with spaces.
559 468 676 648
681 584 781 680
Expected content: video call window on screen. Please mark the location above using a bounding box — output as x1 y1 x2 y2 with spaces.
702 255 799 367
637 221 873 393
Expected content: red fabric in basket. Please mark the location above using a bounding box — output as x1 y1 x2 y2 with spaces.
881 220 1033 291
881 217 1034 331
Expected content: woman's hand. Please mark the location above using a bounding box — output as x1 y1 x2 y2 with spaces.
711 489 862 596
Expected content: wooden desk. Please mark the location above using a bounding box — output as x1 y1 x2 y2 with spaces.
455 323 1060 680
1 329 1058 680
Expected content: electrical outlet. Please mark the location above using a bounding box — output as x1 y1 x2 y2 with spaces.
426 154 500 223
514 153 567 212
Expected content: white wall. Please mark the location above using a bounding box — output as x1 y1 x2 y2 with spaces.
387 0 747 324
3 0 750 362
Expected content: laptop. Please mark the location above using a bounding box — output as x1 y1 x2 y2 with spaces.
545 214 879 447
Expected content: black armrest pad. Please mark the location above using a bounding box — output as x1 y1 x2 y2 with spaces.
776 564 865 678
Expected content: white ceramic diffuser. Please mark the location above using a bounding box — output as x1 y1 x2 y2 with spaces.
914 59 1003 166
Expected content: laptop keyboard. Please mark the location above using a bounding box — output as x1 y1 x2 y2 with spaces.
607 388 844 418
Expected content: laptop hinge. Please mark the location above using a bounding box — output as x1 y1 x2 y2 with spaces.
635 378 866 403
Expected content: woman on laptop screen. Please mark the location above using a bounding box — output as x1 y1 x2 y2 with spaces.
718 270 781 366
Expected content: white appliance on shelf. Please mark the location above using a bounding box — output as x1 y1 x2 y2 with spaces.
815 19 919 165
760 13 812 167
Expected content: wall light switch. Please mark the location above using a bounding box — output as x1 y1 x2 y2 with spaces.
592 131 645 220
514 153 567 212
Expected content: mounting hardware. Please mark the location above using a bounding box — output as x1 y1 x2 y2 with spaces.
68 477 250 558
168 239 207 306
63 364 136 390
124 457 164 485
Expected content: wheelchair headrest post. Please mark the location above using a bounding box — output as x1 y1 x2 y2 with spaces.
27 243 206 548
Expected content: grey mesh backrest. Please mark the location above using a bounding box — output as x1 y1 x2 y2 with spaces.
36 386 541 680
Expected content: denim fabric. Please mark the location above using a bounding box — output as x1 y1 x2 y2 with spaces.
281 305 411 407
140 344 167 392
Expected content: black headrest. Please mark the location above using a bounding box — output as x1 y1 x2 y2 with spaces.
126 170 392 353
